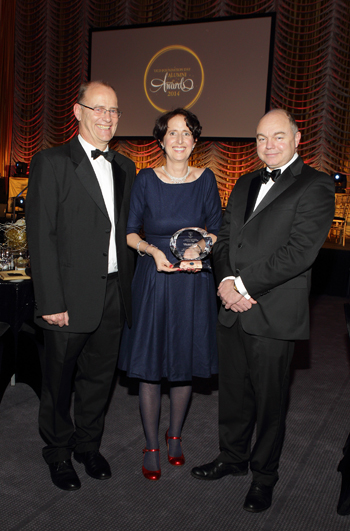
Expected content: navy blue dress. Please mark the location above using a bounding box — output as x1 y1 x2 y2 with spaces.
118 168 222 382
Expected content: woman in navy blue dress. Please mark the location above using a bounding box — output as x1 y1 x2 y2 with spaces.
118 108 222 480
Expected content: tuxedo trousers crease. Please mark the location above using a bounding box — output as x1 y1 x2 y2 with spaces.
217 318 294 486
39 275 125 463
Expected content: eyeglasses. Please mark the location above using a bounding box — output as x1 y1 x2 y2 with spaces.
79 103 122 118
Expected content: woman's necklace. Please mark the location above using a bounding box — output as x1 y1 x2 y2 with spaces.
162 165 190 184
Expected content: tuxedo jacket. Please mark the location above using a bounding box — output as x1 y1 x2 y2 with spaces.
213 156 335 340
26 136 136 333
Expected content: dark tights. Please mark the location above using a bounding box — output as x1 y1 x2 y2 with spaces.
139 381 192 471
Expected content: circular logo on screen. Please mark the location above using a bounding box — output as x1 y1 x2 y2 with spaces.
144 45 204 112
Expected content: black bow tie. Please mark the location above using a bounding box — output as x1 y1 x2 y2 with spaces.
91 149 114 162
260 168 281 184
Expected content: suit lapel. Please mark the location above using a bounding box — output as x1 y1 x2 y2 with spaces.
70 138 127 224
244 156 304 226
244 176 261 222
111 156 126 223
70 138 109 218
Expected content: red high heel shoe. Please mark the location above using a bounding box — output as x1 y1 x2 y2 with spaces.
165 429 185 466
142 448 161 480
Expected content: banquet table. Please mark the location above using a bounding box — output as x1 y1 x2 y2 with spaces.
0 278 41 401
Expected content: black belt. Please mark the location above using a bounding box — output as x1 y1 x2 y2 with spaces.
107 271 119 280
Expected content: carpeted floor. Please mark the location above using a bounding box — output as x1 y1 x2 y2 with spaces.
1 295 349 531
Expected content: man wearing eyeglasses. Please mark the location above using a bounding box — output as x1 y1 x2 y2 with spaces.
26 81 136 491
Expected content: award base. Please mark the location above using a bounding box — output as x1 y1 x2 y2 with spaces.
174 260 211 272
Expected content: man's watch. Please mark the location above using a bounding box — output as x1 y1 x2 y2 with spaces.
233 281 240 293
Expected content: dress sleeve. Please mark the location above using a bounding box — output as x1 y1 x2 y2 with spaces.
126 169 147 235
204 169 222 235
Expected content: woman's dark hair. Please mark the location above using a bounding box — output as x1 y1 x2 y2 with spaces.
153 108 202 150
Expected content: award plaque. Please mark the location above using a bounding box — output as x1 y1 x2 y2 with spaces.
170 227 213 271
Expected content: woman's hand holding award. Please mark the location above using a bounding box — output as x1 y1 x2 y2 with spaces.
170 227 213 272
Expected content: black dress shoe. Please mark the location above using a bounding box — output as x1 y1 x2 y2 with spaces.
243 482 273 513
49 459 81 491
337 458 350 515
74 451 111 480
191 459 248 480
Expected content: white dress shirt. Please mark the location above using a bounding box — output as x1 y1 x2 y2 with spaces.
78 135 118 273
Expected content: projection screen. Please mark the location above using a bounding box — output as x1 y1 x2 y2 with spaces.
89 15 275 139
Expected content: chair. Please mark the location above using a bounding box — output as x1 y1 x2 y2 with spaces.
328 195 350 246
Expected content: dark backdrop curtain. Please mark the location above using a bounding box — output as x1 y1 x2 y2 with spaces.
2 0 350 206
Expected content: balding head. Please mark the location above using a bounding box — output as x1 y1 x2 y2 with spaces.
256 109 301 169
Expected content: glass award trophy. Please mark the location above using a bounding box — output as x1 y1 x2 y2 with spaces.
170 227 213 271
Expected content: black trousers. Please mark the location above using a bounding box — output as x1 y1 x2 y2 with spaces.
217 318 294 487
39 275 125 464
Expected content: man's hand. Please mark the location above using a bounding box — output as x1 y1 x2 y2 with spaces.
217 279 257 313
42 311 69 327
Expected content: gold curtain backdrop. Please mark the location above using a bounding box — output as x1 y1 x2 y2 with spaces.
2 0 350 207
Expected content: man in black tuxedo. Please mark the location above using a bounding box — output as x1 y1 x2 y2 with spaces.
191 109 334 512
26 81 135 491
